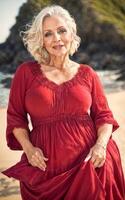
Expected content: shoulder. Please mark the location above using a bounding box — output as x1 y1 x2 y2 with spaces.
16 60 37 74
79 64 101 89
80 64 95 73
80 64 98 79
12 60 39 86
14 60 41 81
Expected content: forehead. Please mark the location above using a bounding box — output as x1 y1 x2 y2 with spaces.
43 15 68 30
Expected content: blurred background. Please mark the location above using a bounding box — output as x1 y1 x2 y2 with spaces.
0 0 125 199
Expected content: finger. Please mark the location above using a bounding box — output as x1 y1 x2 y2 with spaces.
36 151 49 162
35 151 47 167
84 150 92 162
93 156 105 168
97 160 105 168
37 148 47 158
35 157 47 169
43 157 49 161
31 154 46 169
90 154 97 164
84 154 91 162
90 151 104 163
93 159 102 168
29 160 37 167
32 157 46 171
38 163 46 171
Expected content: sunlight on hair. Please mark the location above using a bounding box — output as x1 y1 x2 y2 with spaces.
21 5 81 64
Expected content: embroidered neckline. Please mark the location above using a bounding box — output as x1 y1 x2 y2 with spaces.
30 61 89 90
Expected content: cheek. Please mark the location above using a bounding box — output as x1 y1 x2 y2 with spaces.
44 41 50 48
63 34 72 44
43 38 52 48
64 38 72 48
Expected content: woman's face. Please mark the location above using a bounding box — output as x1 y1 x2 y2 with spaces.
42 15 73 57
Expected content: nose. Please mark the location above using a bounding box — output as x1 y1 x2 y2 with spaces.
53 32 60 41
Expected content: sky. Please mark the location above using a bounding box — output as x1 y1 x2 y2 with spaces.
0 0 27 43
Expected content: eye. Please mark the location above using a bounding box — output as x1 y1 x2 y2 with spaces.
58 28 67 34
44 32 52 37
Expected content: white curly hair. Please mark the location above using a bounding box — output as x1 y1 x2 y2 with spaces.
21 5 81 64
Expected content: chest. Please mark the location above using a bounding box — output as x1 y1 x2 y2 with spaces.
25 83 92 118
42 66 80 85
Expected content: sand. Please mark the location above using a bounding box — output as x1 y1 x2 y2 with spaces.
0 91 125 200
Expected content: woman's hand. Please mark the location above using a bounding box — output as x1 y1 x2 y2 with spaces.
84 142 106 168
24 145 48 171
12 128 48 171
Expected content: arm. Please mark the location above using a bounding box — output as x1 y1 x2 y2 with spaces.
85 67 119 168
85 123 113 168
7 63 48 170
13 127 33 152
96 124 113 148
6 63 30 150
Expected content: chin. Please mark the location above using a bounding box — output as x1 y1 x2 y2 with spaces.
52 50 68 57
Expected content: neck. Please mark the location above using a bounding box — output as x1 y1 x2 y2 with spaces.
49 54 71 70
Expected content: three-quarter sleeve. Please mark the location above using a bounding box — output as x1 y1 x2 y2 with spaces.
90 68 119 133
6 63 30 150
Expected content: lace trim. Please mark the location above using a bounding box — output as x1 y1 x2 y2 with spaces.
29 61 91 90
32 113 90 127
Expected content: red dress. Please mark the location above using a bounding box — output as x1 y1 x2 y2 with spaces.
2 61 125 200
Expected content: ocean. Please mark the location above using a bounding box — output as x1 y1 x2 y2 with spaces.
0 72 11 107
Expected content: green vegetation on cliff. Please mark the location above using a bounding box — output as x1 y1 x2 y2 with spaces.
0 0 125 81
92 0 125 36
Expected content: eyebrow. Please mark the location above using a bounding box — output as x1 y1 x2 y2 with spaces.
43 26 66 32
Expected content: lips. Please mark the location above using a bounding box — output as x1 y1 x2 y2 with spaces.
53 45 64 50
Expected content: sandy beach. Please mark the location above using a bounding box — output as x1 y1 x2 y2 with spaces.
0 91 125 200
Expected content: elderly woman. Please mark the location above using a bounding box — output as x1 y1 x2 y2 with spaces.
2 5 125 200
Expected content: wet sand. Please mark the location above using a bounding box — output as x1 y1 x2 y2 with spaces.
0 91 125 200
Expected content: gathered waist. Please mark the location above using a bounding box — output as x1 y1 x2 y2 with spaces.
32 113 91 128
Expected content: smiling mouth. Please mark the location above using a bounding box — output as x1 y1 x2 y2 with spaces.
53 45 64 50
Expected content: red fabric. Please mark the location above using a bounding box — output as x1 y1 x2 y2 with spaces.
2 61 125 200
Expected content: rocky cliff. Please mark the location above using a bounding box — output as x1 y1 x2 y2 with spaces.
0 0 125 85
